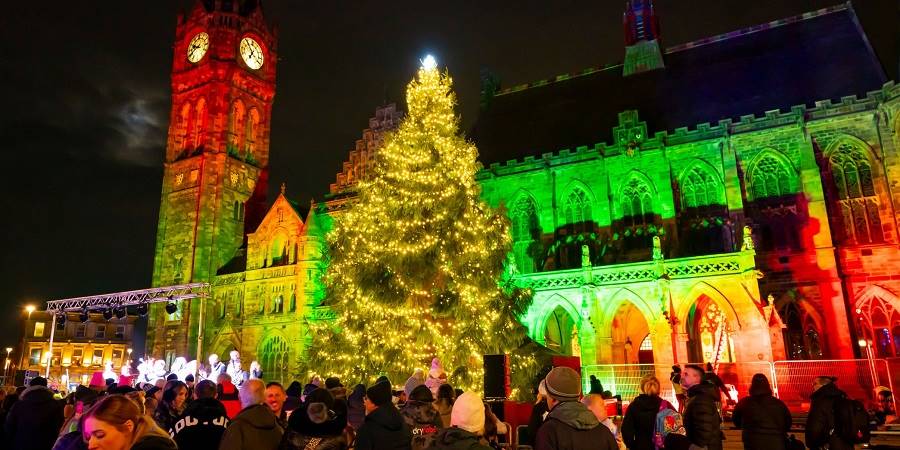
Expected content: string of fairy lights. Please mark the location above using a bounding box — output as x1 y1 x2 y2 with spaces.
301 57 537 396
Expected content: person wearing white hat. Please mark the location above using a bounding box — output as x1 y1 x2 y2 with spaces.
430 391 491 450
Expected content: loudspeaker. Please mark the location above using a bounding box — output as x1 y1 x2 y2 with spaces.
483 354 509 400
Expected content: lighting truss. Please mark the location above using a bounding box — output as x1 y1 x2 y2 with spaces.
46 283 210 312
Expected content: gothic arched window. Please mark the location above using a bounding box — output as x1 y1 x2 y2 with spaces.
229 100 245 151
621 177 653 226
779 301 823 360
245 108 260 157
510 195 539 273
258 335 289 383
856 294 900 358
681 165 723 210
829 142 882 244
272 295 283 314
748 153 797 200
191 98 206 150
177 103 192 151
564 188 592 232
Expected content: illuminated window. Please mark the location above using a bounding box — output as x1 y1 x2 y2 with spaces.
273 296 284 314
639 335 653 351
72 348 83 366
829 142 882 244
510 196 539 273
29 348 41 365
564 188 592 232
779 300 823 360
92 349 104 366
748 153 797 200
95 325 106 339
75 324 86 338
259 335 289 384
115 326 125 339
33 322 45 337
856 294 900 358
289 293 296 312
621 177 653 226
112 349 123 364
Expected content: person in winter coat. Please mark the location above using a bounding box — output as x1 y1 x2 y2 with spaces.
218 374 243 419
681 365 723 450
266 382 288 429
430 392 492 450
400 385 444 450
280 387 348 450
534 367 618 450
82 394 177 450
733 373 791 450
806 376 853 450
347 384 366 430
670 366 686 413
520 379 550 447
355 380 412 450
4 376 65 450
622 375 675 450
171 380 230 450
434 383 455 428
589 375 604 395
153 380 188 433
219 379 284 450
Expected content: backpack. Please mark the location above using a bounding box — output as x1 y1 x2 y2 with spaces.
831 396 870 444
654 402 687 450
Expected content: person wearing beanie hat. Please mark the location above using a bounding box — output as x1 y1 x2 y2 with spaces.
400 385 443 450
430 391 490 450
356 380 412 450
534 367 618 450
404 368 426 398
282 388 348 450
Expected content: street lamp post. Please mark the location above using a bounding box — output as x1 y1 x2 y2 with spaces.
3 347 11 383
19 305 36 375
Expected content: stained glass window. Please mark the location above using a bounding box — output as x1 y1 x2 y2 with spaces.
681 165 723 209
856 295 900 358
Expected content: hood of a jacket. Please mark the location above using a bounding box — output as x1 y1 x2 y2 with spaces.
183 397 228 419
401 401 440 425
235 404 279 430
366 404 406 431
21 385 55 402
687 382 719 401
435 427 481 448
810 382 845 401
547 400 600 431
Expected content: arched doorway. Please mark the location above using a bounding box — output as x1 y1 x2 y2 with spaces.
687 295 734 364
544 305 580 356
611 302 651 364
856 293 900 357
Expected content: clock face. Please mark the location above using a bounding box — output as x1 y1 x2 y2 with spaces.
187 32 210 63
239 37 264 70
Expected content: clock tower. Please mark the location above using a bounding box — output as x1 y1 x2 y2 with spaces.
147 0 277 359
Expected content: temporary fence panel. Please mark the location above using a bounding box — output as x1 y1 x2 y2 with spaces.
773 359 878 410
581 364 670 403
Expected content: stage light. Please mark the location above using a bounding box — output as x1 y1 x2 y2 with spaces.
103 307 114 321
114 306 127 319
57 313 66 326
79 308 89 323
136 304 148 316
165 302 178 315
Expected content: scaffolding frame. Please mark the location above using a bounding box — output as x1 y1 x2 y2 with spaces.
42 283 210 378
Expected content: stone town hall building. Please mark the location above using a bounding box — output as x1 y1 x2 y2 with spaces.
147 0 900 385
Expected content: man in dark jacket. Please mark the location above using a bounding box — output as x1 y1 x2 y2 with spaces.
806 376 853 450
172 380 229 450
5 376 65 450
431 392 491 450
356 380 413 450
400 385 443 450
681 365 723 450
219 379 284 450
534 367 618 450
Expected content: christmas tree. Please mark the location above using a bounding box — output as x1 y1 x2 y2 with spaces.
302 56 533 393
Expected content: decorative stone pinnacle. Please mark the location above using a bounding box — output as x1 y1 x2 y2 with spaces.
280 182 286 195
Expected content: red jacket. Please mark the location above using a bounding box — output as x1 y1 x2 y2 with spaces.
219 379 242 419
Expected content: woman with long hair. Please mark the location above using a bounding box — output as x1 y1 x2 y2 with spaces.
733 373 792 450
81 395 176 450
433 383 455 428
153 380 187 433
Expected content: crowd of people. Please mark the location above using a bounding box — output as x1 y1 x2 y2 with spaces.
0 356 891 450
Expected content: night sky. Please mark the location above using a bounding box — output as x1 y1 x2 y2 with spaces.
0 1 896 349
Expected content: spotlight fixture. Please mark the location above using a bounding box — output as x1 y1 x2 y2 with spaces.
165 302 178 315
114 306 127 320
136 303 149 317
102 307 114 321
57 313 66 326
79 308 90 323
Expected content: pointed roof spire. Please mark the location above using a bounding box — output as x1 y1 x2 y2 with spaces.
623 0 660 45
